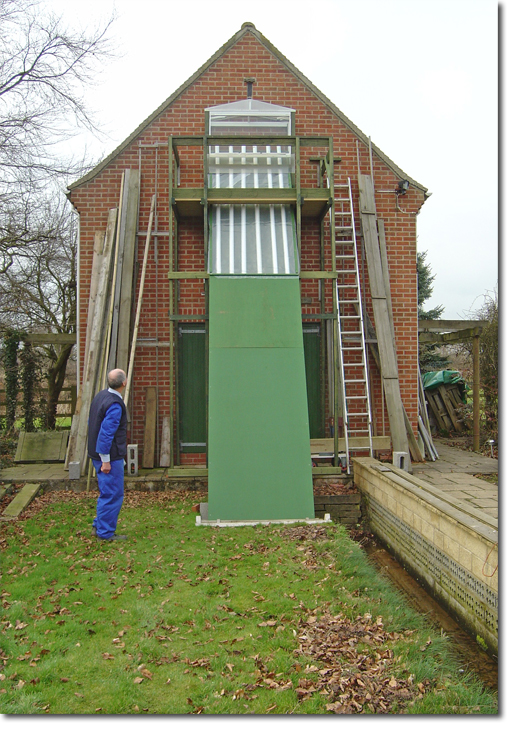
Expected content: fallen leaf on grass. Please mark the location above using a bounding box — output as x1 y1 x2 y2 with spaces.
133 677 143 684
420 638 432 652
102 653 115 660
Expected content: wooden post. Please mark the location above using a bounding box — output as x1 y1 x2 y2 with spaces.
124 195 155 407
328 138 339 466
473 333 480 452
358 174 409 459
142 387 157 468
160 416 171 467
168 135 176 469
115 170 140 374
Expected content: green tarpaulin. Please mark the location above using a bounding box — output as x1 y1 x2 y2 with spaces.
422 370 467 401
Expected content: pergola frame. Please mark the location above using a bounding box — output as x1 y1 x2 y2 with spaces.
418 319 488 451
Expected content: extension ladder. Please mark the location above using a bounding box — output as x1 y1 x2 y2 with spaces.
333 178 373 472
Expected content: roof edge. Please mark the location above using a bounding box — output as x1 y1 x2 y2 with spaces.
68 22 427 194
249 25 427 193
68 24 251 191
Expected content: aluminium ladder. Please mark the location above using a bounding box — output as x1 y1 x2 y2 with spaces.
332 177 373 472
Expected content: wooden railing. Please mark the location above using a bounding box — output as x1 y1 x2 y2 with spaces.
0 385 77 422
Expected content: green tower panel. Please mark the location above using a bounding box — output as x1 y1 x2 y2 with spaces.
207 277 315 521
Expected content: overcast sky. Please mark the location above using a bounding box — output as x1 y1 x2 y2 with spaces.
47 0 500 321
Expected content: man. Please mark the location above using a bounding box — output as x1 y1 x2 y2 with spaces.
88 368 128 541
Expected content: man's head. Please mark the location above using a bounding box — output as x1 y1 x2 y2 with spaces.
107 369 127 391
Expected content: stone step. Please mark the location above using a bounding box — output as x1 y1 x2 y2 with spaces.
1 483 41 519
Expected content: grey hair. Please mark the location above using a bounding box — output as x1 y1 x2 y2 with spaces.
107 369 126 389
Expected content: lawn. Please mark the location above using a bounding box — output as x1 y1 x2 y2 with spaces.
0 488 498 715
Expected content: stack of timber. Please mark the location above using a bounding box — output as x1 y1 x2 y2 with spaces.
417 367 438 461
358 174 422 466
66 170 140 474
423 380 470 435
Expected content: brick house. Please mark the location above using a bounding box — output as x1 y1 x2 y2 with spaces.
67 22 428 504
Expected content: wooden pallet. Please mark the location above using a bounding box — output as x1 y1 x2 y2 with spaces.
425 384 469 433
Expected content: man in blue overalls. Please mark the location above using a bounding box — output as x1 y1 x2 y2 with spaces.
88 368 128 541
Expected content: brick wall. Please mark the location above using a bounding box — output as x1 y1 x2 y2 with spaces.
69 29 426 465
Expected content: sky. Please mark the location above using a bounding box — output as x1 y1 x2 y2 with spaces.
44 0 500 321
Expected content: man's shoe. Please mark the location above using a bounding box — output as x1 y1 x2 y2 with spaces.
97 533 127 541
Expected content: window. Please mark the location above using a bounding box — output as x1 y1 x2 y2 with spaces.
206 99 298 276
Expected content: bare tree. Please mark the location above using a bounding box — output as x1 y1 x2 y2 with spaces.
0 0 114 203
0 195 77 428
0 0 115 428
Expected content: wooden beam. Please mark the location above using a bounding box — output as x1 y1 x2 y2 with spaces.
24 333 76 345
170 135 331 148
171 187 331 219
125 195 155 408
418 319 487 332
299 271 337 279
116 170 140 374
419 327 483 344
473 333 480 451
358 174 409 458
66 204 118 472
167 467 208 478
311 436 391 453
142 387 157 468
2 483 40 519
168 135 176 469
168 271 209 279
160 417 171 467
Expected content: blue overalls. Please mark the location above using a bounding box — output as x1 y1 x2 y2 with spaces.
91 398 125 539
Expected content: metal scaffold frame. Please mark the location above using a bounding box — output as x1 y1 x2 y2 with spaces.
166 128 375 476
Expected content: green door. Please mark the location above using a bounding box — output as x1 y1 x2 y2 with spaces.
303 325 322 438
178 324 206 453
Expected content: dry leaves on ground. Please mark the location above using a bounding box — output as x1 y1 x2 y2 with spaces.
292 607 428 713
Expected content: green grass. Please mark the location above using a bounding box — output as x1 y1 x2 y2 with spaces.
0 490 498 715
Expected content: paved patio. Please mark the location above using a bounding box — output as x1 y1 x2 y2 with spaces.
412 441 498 521
1 439 498 521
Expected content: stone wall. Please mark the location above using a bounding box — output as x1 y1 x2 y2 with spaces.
353 457 498 657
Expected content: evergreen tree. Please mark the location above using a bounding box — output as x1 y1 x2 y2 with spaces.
417 251 449 373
